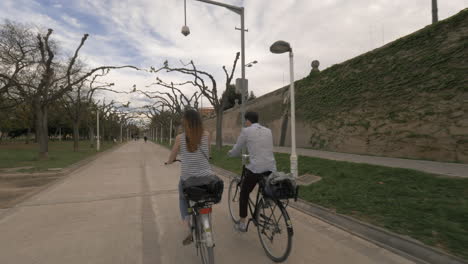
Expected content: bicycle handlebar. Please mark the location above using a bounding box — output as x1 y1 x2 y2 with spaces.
164 159 181 165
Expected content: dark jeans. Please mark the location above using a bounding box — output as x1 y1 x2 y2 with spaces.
239 168 271 218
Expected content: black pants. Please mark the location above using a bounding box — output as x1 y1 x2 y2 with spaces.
239 168 271 218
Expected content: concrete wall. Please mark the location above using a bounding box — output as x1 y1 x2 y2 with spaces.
203 10 468 163
204 85 468 163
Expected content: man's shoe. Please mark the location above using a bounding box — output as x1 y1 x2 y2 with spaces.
234 222 247 233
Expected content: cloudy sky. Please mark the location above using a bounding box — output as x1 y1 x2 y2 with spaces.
1 0 466 108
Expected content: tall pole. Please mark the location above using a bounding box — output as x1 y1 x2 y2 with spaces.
240 8 247 165
160 125 163 143
432 0 438 24
97 110 100 151
289 51 297 178
192 0 246 161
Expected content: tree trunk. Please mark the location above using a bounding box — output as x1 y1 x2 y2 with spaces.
73 121 79 152
25 127 31 144
89 127 95 148
432 0 438 24
101 120 105 142
215 108 223 150
35 102 49 160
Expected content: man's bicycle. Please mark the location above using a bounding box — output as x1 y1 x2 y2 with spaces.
227 162 295 262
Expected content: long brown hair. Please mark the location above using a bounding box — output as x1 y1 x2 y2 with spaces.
183 109 203 152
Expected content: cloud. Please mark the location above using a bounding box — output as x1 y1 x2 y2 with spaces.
1 0 467 107
61 14 82 29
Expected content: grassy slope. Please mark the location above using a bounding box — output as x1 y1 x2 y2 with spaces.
209 145 468 259
295 9 468 123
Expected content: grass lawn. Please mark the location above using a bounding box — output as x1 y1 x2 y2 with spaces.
153 139 172 150
0 140 119 208
207 145 468 260
0 140 116 172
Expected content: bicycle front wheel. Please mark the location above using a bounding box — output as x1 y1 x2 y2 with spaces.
256 198 293 262
228 178 241 223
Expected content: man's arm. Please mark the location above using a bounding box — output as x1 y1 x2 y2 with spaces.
228 129 247 157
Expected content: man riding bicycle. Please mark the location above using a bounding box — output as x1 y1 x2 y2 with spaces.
228 112 277 232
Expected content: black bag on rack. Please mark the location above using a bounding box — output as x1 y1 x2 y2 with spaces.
263 172 298 200
182 174 224 203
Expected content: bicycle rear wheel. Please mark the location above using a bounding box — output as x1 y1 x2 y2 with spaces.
228 178 241 223
196 215 215 264
256 198 293 262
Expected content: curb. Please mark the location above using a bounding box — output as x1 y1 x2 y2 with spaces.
212 166 468 264
0 143 127 215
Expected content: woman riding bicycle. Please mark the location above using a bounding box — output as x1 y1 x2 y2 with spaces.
166 109 212 245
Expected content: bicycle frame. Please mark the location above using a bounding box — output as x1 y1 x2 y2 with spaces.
232 166 269 232
229 166 295 262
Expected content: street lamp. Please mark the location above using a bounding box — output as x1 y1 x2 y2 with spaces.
182 0 248 162
96 109 100 151
270 40 297 178
181 0 190 36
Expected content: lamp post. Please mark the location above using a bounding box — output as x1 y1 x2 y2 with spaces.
96 109 100 151
120 118 123 143
160 125 163 143
182 0 248 161
270 40 297 178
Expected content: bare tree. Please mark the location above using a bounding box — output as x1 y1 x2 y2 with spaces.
60 70 131 151
150 52 240 149
0 21 36 107
137 79 201 115
0 21 137 159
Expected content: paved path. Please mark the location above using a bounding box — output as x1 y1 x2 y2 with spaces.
273 147 468 178
0 141 414 264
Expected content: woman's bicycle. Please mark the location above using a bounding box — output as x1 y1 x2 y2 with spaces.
165 159 218 264
187 199 215 264
227 161 295 262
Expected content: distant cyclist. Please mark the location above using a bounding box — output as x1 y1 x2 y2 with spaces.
144 136 148 142
228 112 277 232
166 109 212 245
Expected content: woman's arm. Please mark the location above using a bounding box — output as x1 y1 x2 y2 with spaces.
166 135 181 164
207 131 212 158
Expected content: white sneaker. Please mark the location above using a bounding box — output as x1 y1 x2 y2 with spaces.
234 222 247 232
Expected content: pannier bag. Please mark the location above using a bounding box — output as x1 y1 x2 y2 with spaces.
182 174 224 203
263 172 298 200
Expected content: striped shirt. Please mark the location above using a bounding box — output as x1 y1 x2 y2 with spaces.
180 133 212 181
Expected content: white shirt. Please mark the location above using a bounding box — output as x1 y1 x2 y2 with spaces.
228 123 277 173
